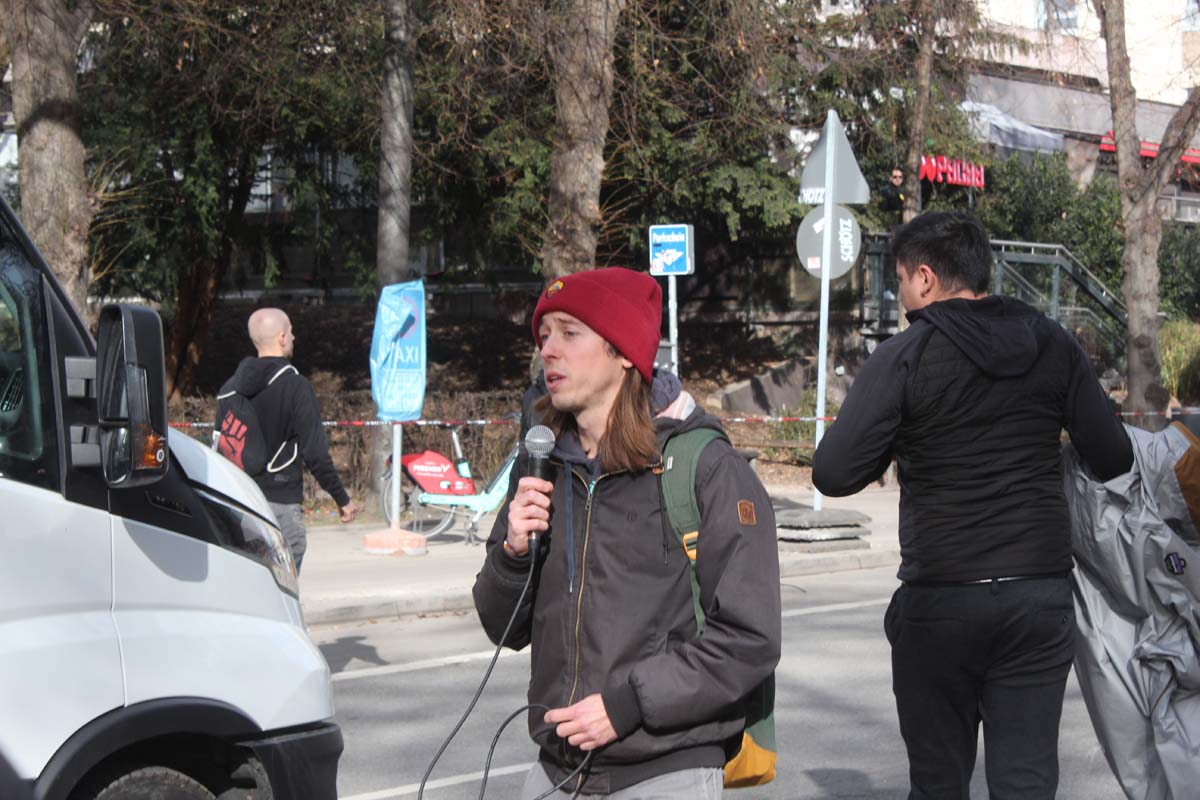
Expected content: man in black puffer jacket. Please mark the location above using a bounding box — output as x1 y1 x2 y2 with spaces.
473 268 781 799
814 212 1132 800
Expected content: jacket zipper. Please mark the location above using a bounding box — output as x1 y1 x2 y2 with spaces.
566 472 599 709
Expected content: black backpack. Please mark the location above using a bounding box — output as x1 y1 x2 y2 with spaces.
214 365 298 475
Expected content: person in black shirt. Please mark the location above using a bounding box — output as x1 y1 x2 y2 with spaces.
880 167 906 226
813 212 1132 799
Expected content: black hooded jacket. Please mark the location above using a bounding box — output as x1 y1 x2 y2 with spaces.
217 356 350 508
813 296 1133 583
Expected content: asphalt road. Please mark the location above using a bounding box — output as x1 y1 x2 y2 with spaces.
312 566 1125 800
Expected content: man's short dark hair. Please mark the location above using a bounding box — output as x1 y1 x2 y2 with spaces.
890 211 992 295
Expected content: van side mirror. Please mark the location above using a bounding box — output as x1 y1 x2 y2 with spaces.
95 305 169 487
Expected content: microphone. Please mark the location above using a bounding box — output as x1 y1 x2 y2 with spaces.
524 425 556 481
524 425 556 543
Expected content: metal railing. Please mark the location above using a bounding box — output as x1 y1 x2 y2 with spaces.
861 236 1127 371
990 240 1126 371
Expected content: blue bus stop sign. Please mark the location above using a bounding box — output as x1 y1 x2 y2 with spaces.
648 224 694 276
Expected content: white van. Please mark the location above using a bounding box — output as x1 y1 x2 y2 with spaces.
0 197 341 799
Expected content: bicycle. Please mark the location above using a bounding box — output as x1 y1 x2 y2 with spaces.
381 415 520 544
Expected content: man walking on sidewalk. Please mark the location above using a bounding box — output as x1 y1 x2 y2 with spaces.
813 212 1133 799
217 308 357 572
473 268 781 799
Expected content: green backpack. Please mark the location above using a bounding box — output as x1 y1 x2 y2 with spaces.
658 428 777 788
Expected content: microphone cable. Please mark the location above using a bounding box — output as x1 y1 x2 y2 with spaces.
417 536 545 799
421 427 572 799
478 703 593 800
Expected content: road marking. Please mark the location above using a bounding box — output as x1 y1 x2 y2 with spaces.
334 599 890 683
782 597 890 618
333 647 528 682
337 597 892 798
341 763 534 800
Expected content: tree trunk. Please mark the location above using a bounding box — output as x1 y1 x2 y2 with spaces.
1122 200 1170 421
371 0 418 507
6 0 95 313
901 0 934 225
1096 0 1200 427
377 0 415 288
541 0 627 278
166 252 223 403
165 149 257 401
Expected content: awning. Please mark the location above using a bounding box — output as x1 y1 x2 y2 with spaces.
968 72 1200 149
959 100 1064 153
1099 131 1200 165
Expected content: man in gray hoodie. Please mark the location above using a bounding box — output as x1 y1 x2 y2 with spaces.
813 212 1132 799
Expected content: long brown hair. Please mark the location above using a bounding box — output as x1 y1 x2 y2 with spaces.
534 359 658 474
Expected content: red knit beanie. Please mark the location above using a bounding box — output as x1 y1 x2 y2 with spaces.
531 268 662 383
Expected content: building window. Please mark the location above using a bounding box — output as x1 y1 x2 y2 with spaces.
1039 0 1079 32
1186 0 1200 32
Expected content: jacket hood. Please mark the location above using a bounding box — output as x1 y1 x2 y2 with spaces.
537 369 716 465
908 296 1056 378
220 356 295 398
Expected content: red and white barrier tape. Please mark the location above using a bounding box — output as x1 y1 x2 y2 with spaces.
1118 408 1200 418
169 414 836 430
169 407 1200 431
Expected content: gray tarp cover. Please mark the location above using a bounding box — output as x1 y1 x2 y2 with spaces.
1065 423 1200 799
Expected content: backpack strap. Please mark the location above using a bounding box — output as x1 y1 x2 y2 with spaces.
268 364 299 385
660 427 779 789
263 365 301 471
658 427 726 635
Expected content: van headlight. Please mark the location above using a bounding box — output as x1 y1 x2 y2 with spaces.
196 488 299 597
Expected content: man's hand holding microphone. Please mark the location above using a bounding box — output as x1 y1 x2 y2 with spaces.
504 426 556 558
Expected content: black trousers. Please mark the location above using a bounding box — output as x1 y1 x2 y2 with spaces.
884 576 1075 800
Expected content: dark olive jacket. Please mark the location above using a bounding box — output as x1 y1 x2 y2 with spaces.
472 407 781 794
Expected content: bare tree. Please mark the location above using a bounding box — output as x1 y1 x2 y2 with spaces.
5 0 95 312
901 0 935 224
377 0 415 287
1095 0 1200 425
541 0 628 278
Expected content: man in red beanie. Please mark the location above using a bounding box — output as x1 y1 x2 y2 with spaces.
473 267 782 798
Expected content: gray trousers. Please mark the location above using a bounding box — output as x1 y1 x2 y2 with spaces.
519 764 722 800
268 501 307 573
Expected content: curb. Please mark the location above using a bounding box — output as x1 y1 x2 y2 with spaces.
301 547 901 628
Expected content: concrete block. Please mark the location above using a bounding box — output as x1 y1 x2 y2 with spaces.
363 528 428 556
713 358 809 416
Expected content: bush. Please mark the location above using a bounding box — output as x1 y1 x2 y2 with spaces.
1158 222 1200 319
976 153 1077 243
766 388 840 464
1160 319 1200 404
1052 175 1123 293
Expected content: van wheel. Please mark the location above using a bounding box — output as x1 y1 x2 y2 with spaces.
88 766 216 800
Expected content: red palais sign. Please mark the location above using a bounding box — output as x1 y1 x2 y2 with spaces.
919 155 985 189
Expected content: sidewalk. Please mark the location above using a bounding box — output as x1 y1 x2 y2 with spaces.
298 484 903 627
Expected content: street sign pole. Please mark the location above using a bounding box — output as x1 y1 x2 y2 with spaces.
391 423 403 530
814 112 839 512
669 275 679 376
648 224 694 377
797 108 868 515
